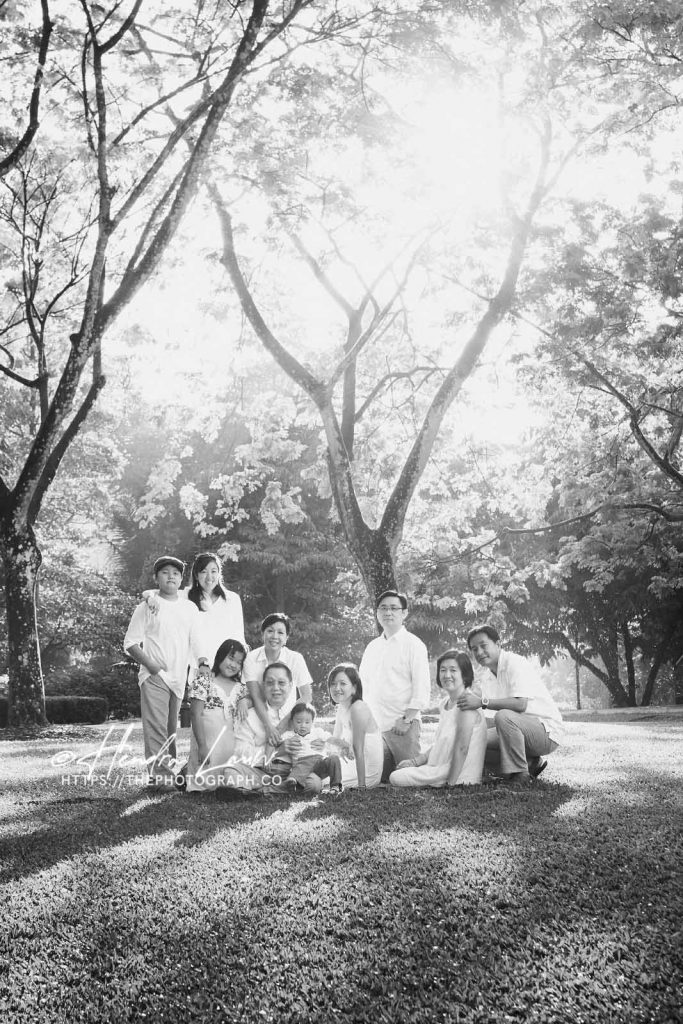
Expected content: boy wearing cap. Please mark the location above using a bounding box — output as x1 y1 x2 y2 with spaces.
124 556 210 784
359 589 431 783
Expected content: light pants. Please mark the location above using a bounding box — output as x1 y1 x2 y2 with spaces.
493 709 558 775
140 675 181 775
381 719 421 784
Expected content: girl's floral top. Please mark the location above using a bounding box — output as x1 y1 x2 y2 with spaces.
188 671 247 719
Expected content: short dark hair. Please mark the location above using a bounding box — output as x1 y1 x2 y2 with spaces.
212 639 248 677
263 660 293 684
290 701 316 722
436 649 474 689
375 589 408 610
327 663 363 704
466 624 500 647
261 612 291 636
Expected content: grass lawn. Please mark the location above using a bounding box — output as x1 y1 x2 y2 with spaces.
1 712 681 1024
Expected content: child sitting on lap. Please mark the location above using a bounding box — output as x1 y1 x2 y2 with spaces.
274 702 342 794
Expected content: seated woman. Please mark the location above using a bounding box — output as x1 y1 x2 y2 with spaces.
185 638 247 792
241 612 313 744
327 663 383 791
389 649 487 788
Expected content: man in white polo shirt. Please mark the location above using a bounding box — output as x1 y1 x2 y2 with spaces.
458 623 563 785
359 590 431 783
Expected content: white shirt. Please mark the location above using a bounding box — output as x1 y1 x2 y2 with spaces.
278 726 328 759
233 704 287 764
359 626 431 732
242 645 313 718
124 597 204 699
196 590 245 657
482 649 564 743
143 588 245 658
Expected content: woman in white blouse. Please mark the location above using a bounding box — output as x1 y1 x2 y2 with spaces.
186 551 245 658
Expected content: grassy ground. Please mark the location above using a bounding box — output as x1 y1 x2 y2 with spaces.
0 713 681 1024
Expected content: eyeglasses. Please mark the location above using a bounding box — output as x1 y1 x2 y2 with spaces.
378 605 404 613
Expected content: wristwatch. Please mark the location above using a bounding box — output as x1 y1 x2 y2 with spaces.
481 697 489 709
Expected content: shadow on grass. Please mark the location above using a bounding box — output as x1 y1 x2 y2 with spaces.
4 775 676 1024
3 755 681 888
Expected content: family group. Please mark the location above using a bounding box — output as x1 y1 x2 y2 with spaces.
123 551 564 795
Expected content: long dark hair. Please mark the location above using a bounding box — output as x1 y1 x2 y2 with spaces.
436 649 474 689
327 663 363 704
187 552 227 610
212 639 247 678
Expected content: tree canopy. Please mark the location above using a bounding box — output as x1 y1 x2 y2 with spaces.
1 0 682 719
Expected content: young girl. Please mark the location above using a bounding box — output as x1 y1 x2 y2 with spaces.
327 663 383 791
389 650 487 788
185 638 248 792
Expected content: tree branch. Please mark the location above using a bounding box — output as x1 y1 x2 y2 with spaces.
379 118 553 549
213 192 325 401
578 354 683 488
99 0 273 329
0 0 53 176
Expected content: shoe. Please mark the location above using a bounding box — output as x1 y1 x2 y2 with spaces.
482 773 504 786
500 772 533 788
528 757 548 779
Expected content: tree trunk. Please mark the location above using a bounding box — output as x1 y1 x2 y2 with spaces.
621 621 637 705
354 529 397 607
1 521 47 726
674 658 683 705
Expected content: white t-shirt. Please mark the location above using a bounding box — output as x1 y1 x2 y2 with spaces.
278 726 328 759
143 588 245 659
359 626 431 733
482 650 564 744
124 597 204 699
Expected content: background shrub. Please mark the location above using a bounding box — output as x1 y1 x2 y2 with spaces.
0 695 108 726
44 661 140 719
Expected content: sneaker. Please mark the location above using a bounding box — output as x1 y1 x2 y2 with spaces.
528 757 548 779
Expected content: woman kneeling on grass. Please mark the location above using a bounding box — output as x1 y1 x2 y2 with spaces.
327 663 383 791
389 650 487 788
185 638 248 792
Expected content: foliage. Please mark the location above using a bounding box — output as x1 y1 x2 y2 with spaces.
44 662 140 720
0 694 107 727
0 714 681 1023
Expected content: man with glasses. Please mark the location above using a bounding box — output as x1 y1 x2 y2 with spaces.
359 589 431 783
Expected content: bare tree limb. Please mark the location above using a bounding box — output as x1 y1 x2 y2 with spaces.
214 194 325 400
0 0 53 176
579 354 683 488
379 117 553 550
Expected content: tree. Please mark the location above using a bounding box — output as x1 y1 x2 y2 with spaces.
0 0 332 725
210 2 561 604
197 0 683 610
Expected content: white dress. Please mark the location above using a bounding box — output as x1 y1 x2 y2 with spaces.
390 701 487 787
333 703 383 789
